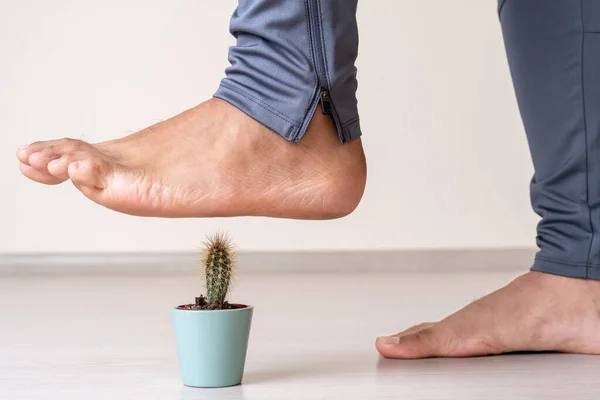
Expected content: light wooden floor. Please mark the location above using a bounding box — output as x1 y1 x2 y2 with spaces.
2 269 600 400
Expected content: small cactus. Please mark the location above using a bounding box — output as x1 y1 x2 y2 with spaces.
201 232 236 305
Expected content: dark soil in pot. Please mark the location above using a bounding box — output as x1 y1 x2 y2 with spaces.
177 295 247 310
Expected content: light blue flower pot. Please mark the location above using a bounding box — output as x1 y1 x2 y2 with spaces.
172 305 253 388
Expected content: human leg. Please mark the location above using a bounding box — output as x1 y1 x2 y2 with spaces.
16 1 366 218
376 0 600 358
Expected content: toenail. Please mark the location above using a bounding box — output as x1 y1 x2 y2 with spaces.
378 336 400 345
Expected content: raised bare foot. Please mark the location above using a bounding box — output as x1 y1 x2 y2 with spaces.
376 271 600 358
16 99 366 218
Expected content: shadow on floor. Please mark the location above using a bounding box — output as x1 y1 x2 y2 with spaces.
181 384 246 400
375 352 600 375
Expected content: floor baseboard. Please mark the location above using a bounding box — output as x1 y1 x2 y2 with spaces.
0 249 535 275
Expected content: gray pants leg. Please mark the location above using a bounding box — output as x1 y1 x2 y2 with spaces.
500 0 600 279
213 0 361 143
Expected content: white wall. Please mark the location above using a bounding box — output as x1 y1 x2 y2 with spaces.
0 0 538 253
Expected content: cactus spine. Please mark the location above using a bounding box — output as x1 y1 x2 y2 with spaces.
202 232 235 305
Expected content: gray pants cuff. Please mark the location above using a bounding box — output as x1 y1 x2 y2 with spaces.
214 83 303 142
214 0 361 144
531 257 600 280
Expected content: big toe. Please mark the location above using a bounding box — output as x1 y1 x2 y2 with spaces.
393 322 437 338
377 327 451 359
68 158 111 189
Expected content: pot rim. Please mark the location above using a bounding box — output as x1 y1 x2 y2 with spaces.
172 304 252 312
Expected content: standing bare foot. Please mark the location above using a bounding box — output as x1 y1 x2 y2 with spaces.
16 99 366 218
376 272 600 358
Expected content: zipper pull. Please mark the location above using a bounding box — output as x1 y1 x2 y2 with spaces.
320 87 332 115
